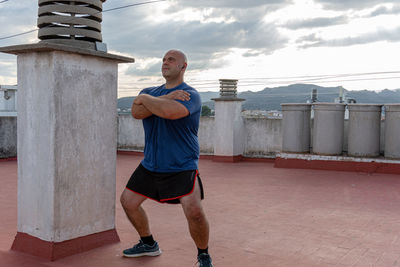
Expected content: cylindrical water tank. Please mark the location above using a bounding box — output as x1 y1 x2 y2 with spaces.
281 103 311 153
384 104 400 159
312 103 346 155
347 104 382 157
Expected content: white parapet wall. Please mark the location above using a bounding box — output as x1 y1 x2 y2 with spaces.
118 114 216 155
0 112 388 160
0 85 18 114
117 114 282 157
243 117 282 158
118 113 145 151
0 116 17 158
0 85 18 158
117 114 387 159
198 116 215 154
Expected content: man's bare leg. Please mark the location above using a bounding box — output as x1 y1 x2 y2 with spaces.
120 189 161 257
180 179 210 250
120 189 151 236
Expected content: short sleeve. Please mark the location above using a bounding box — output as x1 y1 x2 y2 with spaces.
139 87 151 95
175 88 201 115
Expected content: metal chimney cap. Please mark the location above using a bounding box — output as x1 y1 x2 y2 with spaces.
37 0 107 50
219 79 238 98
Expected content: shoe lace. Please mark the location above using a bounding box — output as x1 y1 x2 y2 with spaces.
133 240 145 249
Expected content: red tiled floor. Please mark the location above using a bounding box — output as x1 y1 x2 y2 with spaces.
1 154 400 266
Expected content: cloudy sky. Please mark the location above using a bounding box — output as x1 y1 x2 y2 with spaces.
0 0 400 98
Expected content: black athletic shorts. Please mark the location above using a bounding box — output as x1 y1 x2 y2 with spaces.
126 164 204 204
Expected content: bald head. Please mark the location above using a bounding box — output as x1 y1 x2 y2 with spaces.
166 49 187 64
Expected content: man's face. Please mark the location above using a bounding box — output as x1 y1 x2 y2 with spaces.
161 51 184 79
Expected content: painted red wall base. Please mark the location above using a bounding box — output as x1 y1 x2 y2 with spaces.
11 229 120 261
211 155 274 163
0 157 17 162
117 150 144 156
117 151 275 163
213 155 242 162
242 157 275 163
275 157 400 175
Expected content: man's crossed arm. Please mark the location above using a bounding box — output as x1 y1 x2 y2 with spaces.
131 90 191 120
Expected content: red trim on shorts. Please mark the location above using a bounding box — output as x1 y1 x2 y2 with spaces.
125 187 164 204
159 170 198 202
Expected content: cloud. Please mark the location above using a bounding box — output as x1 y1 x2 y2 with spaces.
283 16 349 30
169 0 292 9
0 61 16 79
103 4 289 74
298 26 400 48
0 0 38 46
314 0 397 10
367 4 400 17
1 0 291 78
296 33 320 44
125 62 161 76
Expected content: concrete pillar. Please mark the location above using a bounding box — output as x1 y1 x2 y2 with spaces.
0 44 133 260
384 104 400 159
347 104 382 157
312 103 346 155
281 103 311 153
212 79 245 162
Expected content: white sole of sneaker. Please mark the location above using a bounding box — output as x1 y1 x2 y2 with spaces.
123 249 162 258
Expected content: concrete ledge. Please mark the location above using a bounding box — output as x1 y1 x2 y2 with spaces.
0 43 134 63
11 229 120 261
275 153 400 174
212 97 245 102
0 112 17 117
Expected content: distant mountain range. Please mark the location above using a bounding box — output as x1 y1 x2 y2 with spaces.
118 84 400 111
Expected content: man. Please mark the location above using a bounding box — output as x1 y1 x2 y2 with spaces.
120 50 213 267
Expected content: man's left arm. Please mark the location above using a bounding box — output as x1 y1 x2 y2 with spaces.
134 94 189 120
131 103 153 119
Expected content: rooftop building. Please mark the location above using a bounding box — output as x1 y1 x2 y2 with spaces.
0 2 399 265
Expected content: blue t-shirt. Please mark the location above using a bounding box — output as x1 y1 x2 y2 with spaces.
139 82 201 172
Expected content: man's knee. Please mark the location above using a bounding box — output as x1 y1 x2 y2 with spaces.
186 205 206 223
120 191 130 209
120 189 141 211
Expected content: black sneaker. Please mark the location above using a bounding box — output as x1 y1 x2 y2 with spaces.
122 240 162 257
197 253 213 267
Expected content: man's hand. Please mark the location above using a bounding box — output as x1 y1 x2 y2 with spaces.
161 90 190 101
